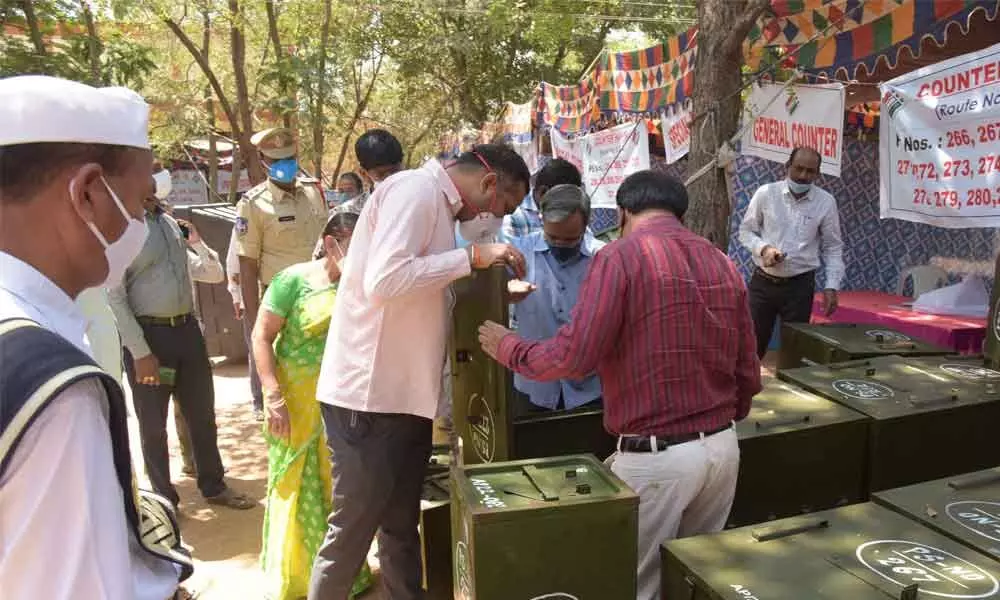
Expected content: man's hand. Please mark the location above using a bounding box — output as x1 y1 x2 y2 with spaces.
264 389 290 440
478 320 514 361
761 245 785 268
134 353 161 386
176 219 202 245
822 289 839 316
507 279 537 303
471 243 527 279
233 302 245 320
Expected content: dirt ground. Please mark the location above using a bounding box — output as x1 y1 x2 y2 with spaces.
128 354 778 599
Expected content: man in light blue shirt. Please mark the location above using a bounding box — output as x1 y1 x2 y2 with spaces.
507 184 605 410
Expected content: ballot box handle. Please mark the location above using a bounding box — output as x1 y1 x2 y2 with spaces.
751 518 829 542
754 414 811 430
799 358 820 367
948 471 1000 490
909 394 959 408
521 466 559 502
826 359 874 371
900 584 919 600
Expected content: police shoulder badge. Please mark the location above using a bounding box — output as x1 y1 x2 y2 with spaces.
235 216 249 235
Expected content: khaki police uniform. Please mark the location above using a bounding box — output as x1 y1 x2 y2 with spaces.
236 127 328 285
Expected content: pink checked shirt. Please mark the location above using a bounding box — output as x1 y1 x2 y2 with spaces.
316 160 471 419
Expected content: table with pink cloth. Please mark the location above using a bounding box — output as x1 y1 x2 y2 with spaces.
810 290 987 354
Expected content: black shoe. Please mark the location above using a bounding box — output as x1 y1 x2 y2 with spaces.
254 409 265 423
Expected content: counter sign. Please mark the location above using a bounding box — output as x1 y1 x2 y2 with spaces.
856 540 999 598
833 379 895 400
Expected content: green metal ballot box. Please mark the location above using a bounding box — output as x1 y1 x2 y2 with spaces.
421 473 453 600
449 267 614 465
728 380 869 527
985 254 1000 369
779 355 1000 492
451 454 638 600
778 322 950 370
663 502 1000 600
875 468 1000 562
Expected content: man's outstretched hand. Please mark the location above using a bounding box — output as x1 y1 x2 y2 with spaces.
478 320 514 361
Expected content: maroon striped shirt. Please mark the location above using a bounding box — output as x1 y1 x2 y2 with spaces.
497 213 762 436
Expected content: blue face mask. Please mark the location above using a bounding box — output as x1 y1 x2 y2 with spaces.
269 158 298 184
787 178 812 195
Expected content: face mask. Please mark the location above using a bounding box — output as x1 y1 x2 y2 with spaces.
328 191 350 206
269 158 298 185
81 177 149 288
458 213 502 243
547 238 582 263
787 178 812 195
153 169 172 200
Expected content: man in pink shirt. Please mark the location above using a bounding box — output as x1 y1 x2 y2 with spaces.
309 145 530 600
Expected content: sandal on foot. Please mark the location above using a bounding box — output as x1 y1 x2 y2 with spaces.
205 488 256 510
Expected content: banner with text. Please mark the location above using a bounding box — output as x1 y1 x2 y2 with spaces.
879 41 1000 228
582 122 650 208
551 128 584 173
742 82 845 177
661 105 691 164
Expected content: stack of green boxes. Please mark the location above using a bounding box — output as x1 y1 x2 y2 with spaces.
449 267 613 465
778 322 951 370
450 455 638 599
986 254 1000 369
729 380 869 527
779 355 1000 491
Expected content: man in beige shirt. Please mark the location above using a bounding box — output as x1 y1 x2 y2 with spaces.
236 127 327 343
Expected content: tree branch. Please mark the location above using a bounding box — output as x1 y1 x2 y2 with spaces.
722 0 770 58
20 0 46 56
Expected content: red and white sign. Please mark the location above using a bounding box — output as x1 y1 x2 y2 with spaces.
742 82 845 177
217 168 252 195
582 122 650 208
879 41 1000 228
550 129 584 173
166 169 208 205
661 106 691 164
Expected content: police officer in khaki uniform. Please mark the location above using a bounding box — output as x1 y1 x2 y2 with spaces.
236 127 327 340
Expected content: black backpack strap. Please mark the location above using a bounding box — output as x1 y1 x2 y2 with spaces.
0 317 193 581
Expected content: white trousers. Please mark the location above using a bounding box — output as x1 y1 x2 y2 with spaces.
609 427 740 600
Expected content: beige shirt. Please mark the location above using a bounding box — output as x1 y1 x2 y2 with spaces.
316 160 471 420
235 179 327 285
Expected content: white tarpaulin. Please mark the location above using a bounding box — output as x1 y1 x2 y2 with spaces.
879 41 1000 228
550 128 584 173
581 122 650 208
661 105 691 164
742 82 845 177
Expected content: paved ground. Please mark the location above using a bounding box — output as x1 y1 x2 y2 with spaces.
130 354 778 599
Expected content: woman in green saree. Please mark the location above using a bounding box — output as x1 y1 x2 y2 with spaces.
252 210 373 600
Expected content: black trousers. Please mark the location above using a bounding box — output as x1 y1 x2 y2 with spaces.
748 268 816 358
124 318 226 505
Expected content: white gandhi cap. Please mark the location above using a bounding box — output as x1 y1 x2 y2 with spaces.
0 75 150 149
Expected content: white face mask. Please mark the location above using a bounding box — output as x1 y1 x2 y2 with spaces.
458 212 502 244
80 177 149 288
153 169 172 200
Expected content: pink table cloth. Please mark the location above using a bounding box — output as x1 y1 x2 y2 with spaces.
811 290 987 354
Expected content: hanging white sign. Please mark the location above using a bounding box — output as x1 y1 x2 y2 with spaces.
550 128 584 173
879 41 1000 228
661 105 692 164
742 82 845 177
581 122 650 209
166 169 208 205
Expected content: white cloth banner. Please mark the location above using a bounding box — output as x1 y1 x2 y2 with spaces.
742 82 845 176
166 169 208 205
551 129 584 173
216 169 252 195
661 106 692 164
582 122 650 208
879 41 1000 228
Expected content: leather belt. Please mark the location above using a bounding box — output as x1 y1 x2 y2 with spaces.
137 313 193 327
754 267 815 285
618 423 732 453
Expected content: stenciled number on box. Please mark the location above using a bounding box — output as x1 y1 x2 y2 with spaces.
468 393 496 463
856 540 999 598
947 502 1000 544
833 379 895 400
469 477 507 510
729 584 760 599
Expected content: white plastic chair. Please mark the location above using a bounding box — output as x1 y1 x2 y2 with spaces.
896 265 949 298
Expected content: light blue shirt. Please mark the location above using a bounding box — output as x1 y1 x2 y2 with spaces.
510 231 605 410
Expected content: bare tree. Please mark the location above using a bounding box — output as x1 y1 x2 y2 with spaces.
20 0 46 56
228 0 264 184
331 47 385 181
79 0 102 83
685 0 770 251
264 0 292 129
311 0 332 176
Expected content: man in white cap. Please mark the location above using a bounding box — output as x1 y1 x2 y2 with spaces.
0 75 192 599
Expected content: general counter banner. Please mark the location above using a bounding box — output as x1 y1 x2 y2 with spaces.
741 82 846 177
661 104 692 165
879 41 1000 228
581 122 650 209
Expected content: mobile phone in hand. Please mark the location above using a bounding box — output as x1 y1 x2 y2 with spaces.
158 367 177 386
178 223 190 239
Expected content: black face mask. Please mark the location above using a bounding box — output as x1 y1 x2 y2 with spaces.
548 241 582 263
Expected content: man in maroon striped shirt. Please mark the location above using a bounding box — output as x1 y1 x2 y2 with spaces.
479 170 762 600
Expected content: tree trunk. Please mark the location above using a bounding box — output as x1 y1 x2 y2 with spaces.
79 0 102 84
229 142 242 204
264 0 292 129
685 0 769 251
20 0 46 56
312 0 333 176
202 7 218 200
331 52 384 181
228 0 264 185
